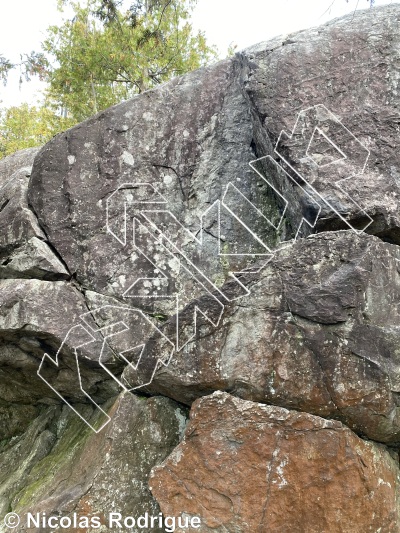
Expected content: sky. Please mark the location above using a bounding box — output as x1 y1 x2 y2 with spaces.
0 0 398 108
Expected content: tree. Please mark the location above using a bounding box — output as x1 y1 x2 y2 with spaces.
0 103 74 158
34 0 217 122
0 52 49 87
0 56 13 85
0 0 375 157
0 0 216 156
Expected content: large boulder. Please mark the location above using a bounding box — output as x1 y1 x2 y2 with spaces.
0 4 400 533
150 392 400 533
123 230 400 444
27 56 278 306
23 4 400 439
27 5 400 314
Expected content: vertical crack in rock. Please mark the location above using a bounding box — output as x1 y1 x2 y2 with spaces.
2 5 400 531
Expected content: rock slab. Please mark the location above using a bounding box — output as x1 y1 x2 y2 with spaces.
2 392 187 533
124 230 400 445
150 392 400 533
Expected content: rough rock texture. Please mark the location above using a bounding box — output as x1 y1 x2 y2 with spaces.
0 148 39 186
1 393 187 533
0 4 400 533
0 278 122 439
0 148 69 281
244 6 400 242
28 57 278 306
124 230 400 444
150 392 400 533
27 5 400 310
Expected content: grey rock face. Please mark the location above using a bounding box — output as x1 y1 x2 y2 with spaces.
243 5 400 242
0 5 400 532
0 279 120 408
24 8 400 399
0 394 187 533
0 148 69 280
123 230 400 444
28 57 279 307
0 148 40 187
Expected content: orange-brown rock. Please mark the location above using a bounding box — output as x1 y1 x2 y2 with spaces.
150 392 400 533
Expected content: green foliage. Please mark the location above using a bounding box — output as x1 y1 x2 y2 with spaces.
0 52 49 87
40 0 217 121
0 103 74 158
0 0 216 156
0 56 13 86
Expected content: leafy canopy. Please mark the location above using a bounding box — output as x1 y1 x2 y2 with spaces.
0 0 217 156
0 104 74 158
41 0 217 121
